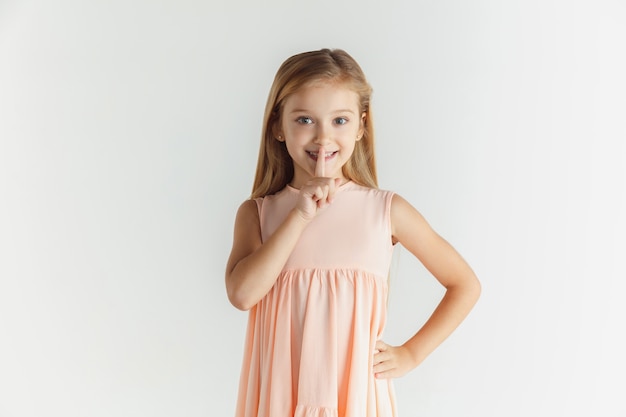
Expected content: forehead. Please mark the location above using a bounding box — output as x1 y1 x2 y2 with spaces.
283 82 360 112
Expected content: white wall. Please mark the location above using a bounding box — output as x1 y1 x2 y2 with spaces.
1 1 624 416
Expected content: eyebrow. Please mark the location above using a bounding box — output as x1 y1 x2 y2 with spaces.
288 109 356 115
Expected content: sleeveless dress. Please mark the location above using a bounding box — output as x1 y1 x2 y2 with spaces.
235 181 398 417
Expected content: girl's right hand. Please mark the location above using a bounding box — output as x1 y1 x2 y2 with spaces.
294 146 342 221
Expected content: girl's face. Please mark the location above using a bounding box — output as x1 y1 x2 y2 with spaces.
277 82 365 189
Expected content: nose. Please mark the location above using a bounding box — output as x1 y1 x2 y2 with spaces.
313 122 332 146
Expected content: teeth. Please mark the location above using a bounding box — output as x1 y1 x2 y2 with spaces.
309 151 335 157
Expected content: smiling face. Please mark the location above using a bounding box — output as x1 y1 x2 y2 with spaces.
276 82 365 189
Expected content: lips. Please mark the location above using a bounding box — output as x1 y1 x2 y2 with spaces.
307 150 338 160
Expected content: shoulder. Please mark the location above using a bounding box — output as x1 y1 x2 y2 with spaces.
238 198 260 212
235 198 261 227
236 186 292 222
390 193 414 213
390 193 426 224
390 193 434 244
230 198 263 251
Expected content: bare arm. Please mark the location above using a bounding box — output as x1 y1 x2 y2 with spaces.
374 194 481 378
225 199 310 311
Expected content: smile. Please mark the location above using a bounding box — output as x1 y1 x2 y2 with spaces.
307 150 338 160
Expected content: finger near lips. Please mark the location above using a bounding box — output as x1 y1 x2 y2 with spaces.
315 145 325 177
307 147 337 209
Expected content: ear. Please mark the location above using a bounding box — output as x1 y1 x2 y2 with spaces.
271 123 284 142
357 112 367 141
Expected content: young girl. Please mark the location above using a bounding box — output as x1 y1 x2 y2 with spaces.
226 48 481 417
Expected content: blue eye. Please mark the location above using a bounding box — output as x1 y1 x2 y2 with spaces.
296 117 313 124
334 117 348 125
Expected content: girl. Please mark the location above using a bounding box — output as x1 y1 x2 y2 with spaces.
225 48 481 417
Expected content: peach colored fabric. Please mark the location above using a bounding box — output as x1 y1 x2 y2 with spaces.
235 182 397 417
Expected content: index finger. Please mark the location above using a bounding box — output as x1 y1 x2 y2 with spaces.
315 146 325 177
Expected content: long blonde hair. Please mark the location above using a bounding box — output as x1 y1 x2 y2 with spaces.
251 48 377 198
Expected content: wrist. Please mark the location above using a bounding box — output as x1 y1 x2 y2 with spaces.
288 208 313 227
401 340 427 369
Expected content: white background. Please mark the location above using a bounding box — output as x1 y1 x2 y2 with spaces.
1 1 625 416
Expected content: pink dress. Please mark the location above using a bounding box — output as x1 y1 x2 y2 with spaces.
235 181 397 417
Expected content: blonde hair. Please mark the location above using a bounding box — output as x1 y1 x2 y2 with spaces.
251 48 377 198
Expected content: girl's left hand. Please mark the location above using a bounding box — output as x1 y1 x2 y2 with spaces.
373 340 416 379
